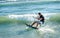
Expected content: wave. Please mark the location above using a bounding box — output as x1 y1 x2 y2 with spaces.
0 13 57 24
0 16 30 24
49 13 60 23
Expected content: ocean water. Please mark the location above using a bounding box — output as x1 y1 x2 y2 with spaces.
0 1 60 15
0 1 60 38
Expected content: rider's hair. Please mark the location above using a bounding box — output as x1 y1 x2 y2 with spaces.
38 12 41 15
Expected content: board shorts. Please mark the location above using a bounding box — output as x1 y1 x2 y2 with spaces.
35 20 44 24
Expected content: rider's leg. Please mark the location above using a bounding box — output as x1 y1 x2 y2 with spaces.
36 23 38 28
31 22 36 26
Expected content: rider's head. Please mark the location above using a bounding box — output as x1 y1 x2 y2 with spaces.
38 12 41 16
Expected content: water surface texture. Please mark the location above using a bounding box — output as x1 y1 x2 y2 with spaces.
0 1 60 38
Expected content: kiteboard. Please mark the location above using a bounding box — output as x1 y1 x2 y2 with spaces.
25 23 38 29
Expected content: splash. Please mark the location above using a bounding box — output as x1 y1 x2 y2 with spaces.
37 26 55 33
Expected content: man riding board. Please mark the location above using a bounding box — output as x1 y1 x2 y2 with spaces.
31 12 45 29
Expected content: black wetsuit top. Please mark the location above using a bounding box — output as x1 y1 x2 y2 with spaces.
40 15 44 24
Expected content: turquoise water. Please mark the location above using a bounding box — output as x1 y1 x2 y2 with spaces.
0 1 60 15
0 1 60 38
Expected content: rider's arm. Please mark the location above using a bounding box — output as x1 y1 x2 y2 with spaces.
38 18 43 20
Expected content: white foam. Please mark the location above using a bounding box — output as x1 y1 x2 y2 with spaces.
8 13 56 20
37 25 55 34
